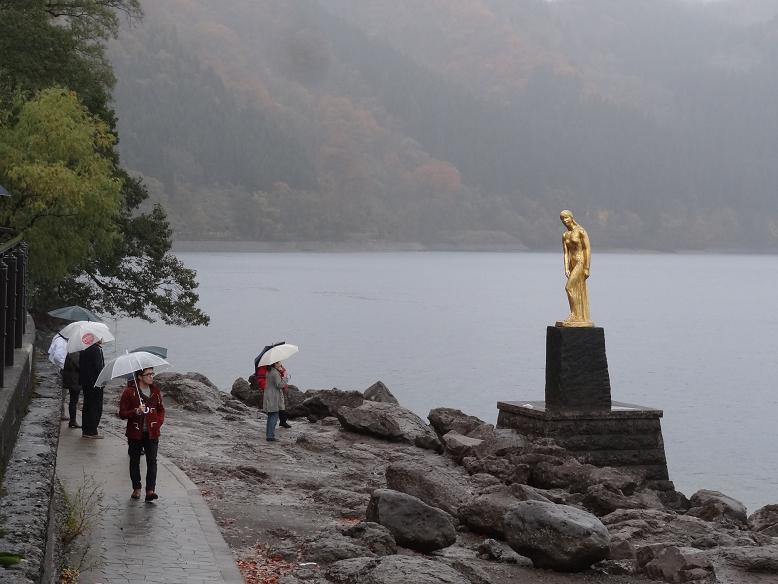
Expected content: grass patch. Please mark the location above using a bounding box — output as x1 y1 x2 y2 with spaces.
0 551 22 567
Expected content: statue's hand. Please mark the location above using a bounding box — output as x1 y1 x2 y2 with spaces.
584 269 590 278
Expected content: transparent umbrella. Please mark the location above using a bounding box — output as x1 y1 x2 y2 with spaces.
95 350 171 387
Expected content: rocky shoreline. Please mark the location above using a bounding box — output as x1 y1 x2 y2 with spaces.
96 371 777 584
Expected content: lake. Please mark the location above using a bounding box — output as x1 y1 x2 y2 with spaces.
109 251 778 513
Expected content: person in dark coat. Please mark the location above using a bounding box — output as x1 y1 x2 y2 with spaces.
79 340 105 438
62 351 81 428
118 368 165 502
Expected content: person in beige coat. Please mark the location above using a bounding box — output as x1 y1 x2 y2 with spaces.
263 362 287 442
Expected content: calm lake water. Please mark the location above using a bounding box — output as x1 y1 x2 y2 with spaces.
110 251 778 513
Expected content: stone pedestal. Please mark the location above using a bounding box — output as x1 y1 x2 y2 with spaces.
497 326 669 481
546 326 611 412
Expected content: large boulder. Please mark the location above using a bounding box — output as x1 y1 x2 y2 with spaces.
687 489 748 526
604 508 751 551
749 505 778 537
428 408 487 438
288 388 364 420
472 429 529 459
363 381 399 404
582 484 665 517
230 377 260 407
154 371 225 413
458 489 520 538
328 555 470 584
385 461 471 516
503 501 611 572
338 401 442 451
366 489 456 552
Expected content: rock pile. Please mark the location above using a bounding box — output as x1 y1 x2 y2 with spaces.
221 376 778 582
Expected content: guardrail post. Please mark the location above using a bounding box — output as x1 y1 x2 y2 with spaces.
4 252 16 366
14 246 25 347
0 258 6 386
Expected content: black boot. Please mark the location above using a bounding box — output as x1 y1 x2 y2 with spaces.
279 410 291 428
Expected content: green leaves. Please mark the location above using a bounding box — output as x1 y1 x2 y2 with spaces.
0 88 121 283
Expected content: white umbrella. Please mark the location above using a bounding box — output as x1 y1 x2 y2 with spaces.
257 343 299 367
60 321 114 352
95 350 171 387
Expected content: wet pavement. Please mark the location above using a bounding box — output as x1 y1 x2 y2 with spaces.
56 422 243 584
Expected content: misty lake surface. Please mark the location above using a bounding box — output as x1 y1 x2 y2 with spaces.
111 251 777 513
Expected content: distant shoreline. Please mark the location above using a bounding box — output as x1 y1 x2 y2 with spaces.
171 240 778 255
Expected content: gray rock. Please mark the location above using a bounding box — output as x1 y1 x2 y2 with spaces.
503 501 611 572
509 483 553 503
230 376 261 407
749 505 778 536
300 528 376 564
312 487 370 514
582 484 665 516
442 431 482 462
342 522 397 556
473 429 528 459
328 555 471 584
366 489 456 552
363 381 398 404
458 489 519 538
643 546 713 582
155 371 225 413
338 402 442 451
428 408 487 438
289 389 364 420
715 544 778 573
688 489 748 526
385 461 471 516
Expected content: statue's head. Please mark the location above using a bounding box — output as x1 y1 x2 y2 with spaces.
560 209 575 228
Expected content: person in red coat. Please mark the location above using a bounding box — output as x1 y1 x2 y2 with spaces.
118 367 165 502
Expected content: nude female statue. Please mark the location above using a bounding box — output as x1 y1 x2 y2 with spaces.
558 210 593 327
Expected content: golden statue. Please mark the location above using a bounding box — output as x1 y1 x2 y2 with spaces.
557 210 594 327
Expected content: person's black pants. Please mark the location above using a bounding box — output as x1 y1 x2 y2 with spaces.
67 386 81 422
128 433 159 491
81 386 103 435
279 410 289 425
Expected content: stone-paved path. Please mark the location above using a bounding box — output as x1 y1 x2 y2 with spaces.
56 422 243 584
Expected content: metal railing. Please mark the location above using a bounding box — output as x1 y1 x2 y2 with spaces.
0 236 28 387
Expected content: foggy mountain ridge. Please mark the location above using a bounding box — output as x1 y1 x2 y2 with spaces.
109 0 778 250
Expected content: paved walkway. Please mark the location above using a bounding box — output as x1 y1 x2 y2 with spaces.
56 423 244 584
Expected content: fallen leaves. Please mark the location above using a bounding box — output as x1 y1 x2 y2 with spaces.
237 544 298 584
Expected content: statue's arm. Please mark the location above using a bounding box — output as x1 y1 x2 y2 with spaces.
582 229 591 276
562 235 570 277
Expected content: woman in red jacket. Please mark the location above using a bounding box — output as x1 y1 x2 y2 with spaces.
118 367 165 502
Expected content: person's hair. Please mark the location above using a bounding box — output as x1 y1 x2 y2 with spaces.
134 368 153 377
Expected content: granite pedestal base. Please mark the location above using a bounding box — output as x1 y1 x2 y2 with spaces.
496 400 669 481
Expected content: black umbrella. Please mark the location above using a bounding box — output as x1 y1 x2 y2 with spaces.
130 345 168 358
48 305 101 322
254 340 285 369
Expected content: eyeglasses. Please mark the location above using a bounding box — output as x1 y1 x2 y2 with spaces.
141 372 155 377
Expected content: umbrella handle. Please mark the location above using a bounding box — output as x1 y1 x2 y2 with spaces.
133 374 149 414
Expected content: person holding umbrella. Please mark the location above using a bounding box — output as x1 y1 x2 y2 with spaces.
263 361 288 442
79 338 106 439
118 367 166 502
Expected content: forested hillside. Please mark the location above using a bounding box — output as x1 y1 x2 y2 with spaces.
110 0 778 249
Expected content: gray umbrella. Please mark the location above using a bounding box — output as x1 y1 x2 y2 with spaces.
48 305 101 322
130 345 168 358
0 185 10 197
